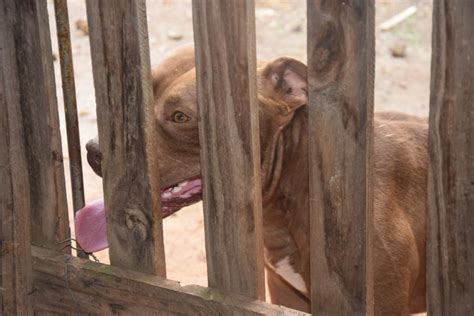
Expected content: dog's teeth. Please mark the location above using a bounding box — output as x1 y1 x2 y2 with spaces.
179 181 188 187
172 186 182 193
162 192 172 198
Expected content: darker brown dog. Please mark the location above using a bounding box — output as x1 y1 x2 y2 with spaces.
81 45 428 315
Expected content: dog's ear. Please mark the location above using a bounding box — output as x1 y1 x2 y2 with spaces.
260 57 307 112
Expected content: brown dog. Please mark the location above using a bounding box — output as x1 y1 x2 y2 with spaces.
79 45 428 315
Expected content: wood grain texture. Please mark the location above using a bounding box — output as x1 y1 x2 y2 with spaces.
307 1 375 314
0 1 52 313
427 0 474 314
0 0 70 252
192 0 265 299
53 0 88 260
86 0 165 275
0 84 33 315
31 247 305 316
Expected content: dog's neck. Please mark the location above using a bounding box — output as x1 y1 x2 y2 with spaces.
260 106 310 290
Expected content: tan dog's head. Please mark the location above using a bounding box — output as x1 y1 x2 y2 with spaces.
86 44 307 216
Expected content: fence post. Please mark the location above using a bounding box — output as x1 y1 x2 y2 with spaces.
1 0 67 313
307 1 375 314
427 0 474 314
192 0 265 299
86 0 166 275
0 77 33 314
0 0 70 253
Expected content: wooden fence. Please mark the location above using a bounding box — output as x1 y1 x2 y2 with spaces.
0 0 472 315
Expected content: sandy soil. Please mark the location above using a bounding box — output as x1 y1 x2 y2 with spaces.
47 0 433 306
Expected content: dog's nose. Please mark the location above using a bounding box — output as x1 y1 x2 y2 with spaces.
86 137 102 177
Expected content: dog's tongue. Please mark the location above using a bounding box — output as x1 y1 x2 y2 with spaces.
75 178 202 253
75 198 108 253
75 200 186 253
74 182 202 253
75 200 179 253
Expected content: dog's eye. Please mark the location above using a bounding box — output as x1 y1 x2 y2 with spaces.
171 111 191 123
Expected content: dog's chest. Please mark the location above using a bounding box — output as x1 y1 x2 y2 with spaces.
264 234 308 295
262 204 309 295
274 256 308 294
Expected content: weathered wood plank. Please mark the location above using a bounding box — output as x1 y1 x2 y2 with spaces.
427 0 474 314
86 0 166 275
2 0 72 309
192 0 265 299
0 121 33 313
0 1 43 314
31 247 305 316
307 1 375 314
53 0 89 260
0 0 70 251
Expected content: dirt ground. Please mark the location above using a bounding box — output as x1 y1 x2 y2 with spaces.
47 0 433 305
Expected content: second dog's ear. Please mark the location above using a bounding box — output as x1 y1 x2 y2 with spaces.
260 57 307 113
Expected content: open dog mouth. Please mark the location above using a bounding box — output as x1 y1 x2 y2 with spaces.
74 176 202 253
161 176 202 217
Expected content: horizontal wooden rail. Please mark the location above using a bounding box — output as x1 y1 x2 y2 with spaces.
31 247 306 315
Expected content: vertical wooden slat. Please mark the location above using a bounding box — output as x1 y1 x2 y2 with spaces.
0 77 33 315
0 0 59 313
192 0 265 299
0 0 70 252
53 0 89 260
307 1 375 314
86 0 166 275
427 0 474 314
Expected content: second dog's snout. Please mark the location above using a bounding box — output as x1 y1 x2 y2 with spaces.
86 137 102 177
